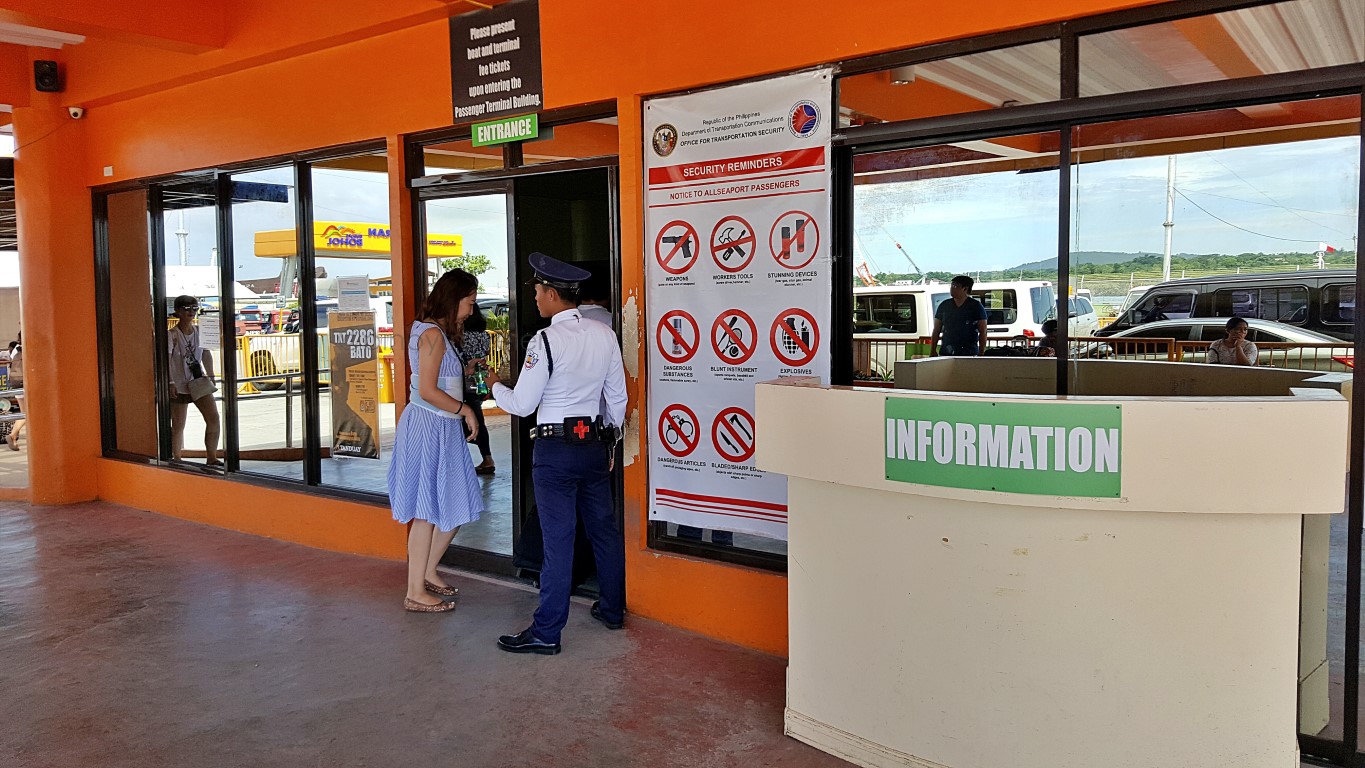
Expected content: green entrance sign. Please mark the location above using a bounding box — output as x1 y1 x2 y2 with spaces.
884 398 1122 497
471 113 539 147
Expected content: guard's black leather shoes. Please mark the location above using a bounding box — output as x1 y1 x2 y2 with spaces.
497 628 561 655
590 601 624 630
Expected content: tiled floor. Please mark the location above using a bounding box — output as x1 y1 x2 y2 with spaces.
0 500 847 768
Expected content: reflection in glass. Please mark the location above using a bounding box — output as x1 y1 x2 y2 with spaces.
422 137 503 177
851 132 1062 378
421 193 513 555
838 41 1060 126
228 166 306 482
160 180 221 468
517 118 620 165
309 153 398 493
1081 0 1365 96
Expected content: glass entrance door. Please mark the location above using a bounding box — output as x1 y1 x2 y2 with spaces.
419 186 517 569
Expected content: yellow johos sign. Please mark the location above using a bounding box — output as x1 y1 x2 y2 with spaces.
254 221 463 258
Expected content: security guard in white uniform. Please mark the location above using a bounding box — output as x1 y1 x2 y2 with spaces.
488 252 628 655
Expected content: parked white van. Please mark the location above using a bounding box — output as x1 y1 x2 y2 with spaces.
853 280 1059 377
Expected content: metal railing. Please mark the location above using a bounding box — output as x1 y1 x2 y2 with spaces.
852 336 1356 379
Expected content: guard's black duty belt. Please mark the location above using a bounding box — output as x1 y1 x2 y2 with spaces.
530 417 619 443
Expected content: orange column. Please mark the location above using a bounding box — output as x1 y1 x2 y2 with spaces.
13 98 100 503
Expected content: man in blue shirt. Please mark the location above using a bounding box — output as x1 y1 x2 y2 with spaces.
931 275 988 356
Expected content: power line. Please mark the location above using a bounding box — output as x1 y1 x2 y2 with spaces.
1207 155 1354 236
1173 188 1329 245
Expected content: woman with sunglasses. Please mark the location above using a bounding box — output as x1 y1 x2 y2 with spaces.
168 295 221 466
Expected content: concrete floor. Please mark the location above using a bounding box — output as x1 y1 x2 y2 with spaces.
0 500 847 768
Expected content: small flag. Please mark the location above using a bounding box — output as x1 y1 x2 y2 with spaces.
1319 242 1337 253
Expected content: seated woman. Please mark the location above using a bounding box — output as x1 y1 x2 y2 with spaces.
1206 316 1257 366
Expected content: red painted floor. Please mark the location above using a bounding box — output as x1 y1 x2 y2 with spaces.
0 501 848 768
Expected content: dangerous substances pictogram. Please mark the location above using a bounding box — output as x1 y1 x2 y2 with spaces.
710 215 755 273
656 310 700 364
659 404 700 457
769 211 820 270
710 309 757 365
770 308 821 367
654 220 700 275
712 407 756 463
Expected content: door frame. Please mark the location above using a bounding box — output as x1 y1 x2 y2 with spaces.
412 157 622 577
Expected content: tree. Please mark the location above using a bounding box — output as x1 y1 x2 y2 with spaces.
439 253 493 277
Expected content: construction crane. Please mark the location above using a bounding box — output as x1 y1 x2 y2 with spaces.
881 226 925 281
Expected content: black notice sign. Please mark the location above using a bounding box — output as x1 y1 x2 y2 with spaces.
450 0 544 123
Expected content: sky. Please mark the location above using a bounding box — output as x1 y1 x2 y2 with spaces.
157 135 1362 292
854 135 1361 275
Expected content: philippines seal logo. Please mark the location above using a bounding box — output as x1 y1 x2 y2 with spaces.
652 124 678 157
788 100 820 138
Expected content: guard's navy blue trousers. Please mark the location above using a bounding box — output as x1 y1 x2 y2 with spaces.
531 438 625 644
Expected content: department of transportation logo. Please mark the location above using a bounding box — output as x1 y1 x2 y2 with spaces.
788 100 820 138
652 124 678 157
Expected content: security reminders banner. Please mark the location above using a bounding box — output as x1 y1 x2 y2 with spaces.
644 69 832 541
329 311 381 459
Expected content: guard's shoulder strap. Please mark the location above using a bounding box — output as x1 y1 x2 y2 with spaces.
539 330 553 376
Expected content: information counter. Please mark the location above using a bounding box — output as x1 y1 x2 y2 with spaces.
755 359 1347 768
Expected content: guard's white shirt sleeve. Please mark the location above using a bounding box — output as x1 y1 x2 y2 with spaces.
492 332 549 417
603 343 627 427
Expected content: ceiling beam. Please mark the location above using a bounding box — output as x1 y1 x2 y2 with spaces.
0 1 228 53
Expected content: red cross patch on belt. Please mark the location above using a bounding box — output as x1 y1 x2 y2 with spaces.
573 419 590 440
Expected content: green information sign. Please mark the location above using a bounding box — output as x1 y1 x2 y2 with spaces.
884 398 1122 497
471 113 539 147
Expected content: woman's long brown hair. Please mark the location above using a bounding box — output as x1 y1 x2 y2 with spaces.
422 269 479 342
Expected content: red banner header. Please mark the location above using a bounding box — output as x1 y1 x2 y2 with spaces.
648 147 826 186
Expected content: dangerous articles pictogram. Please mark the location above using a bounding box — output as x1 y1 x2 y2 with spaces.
654 220 700 275
711 309 757 365
712 407 756 463
769 210 820 269
710 215 755 273
659 404 701 457
657 310 700 364
770 308 820 367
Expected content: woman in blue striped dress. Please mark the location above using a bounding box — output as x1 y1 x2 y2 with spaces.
388 269 485 613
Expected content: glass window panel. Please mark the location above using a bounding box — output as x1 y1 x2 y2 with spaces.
227 166 305 482
1322 284 1354 325
421 137 504 177
517 117 619 165
1080 0 1365 97
852 131 1061 376
838 41 1060 127
160 179 222 468
104 188 158 459
309 153 398 493
1069 95 1360 741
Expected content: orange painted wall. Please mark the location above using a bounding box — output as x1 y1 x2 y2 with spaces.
17 0 1168 655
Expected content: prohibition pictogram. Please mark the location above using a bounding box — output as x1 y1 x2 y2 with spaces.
710 215 756 273
770 308 821 367
656 309 700 364
710 309 757 365
659 404 700 457
654 220 700 275
769 210 820 270
712 407 756 463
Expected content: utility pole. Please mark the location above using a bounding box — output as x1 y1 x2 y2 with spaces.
175 211 189 267
1162 156 1175 282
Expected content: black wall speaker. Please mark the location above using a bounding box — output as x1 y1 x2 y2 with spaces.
34 60 62 93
